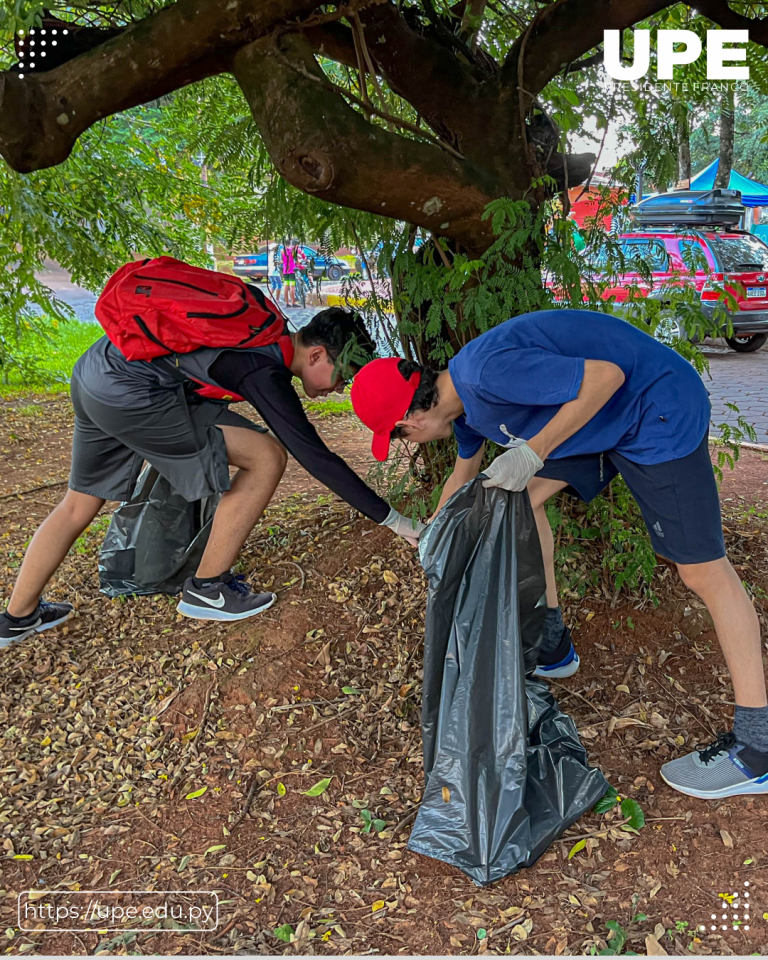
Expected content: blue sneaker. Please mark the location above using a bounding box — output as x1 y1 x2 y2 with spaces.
661 732 768 799
533 628 580 679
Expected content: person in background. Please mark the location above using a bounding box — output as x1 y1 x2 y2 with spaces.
267 242 282 299
280 240 299 308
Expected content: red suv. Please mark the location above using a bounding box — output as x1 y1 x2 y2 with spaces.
579 190 768 352
597 228 768 352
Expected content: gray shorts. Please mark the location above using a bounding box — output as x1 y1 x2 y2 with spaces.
69 377 266 502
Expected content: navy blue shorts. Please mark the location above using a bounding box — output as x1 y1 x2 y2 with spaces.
535 433 725 565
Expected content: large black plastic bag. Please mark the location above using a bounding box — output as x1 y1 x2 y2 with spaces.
99 465 219 597
407 477 608 885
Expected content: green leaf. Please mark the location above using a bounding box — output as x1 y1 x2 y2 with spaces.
620 797 645 831
568 838 587 859
373 819 386 833
477 928 487 941
274 924 294 943
562 89 580 106
598 920 627 956
205 844 226 856
304 777 333 797
178 855 191 873
593 786 619 814
185 786 208 800
342 686 361 696
277 782 286 797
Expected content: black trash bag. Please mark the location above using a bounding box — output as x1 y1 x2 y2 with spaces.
407 477 608 885
98 465 219 597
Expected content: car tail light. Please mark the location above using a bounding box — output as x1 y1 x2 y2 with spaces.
701 273 725 300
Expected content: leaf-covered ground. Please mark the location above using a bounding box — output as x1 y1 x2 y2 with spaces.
2 395 768 956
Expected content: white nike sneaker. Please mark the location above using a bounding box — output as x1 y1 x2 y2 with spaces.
177 574 276 621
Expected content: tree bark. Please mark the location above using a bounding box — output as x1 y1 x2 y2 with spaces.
715 86 735 190
677 106 691 184
232 35 505 254
0 0 322 172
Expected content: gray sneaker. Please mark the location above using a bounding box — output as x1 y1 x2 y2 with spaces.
660 732 768 799
0 599 74 648
177 574 276 622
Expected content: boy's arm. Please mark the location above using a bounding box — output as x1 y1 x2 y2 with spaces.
431 443 486 520
210 352 391 522
483 359 624 492
526 359 625 461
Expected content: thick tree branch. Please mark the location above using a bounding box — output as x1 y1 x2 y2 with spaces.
564 50 604 74
693 0 768 45
232 35 505 252
500 0 677 95
303 21 359 68
356 2 494 154
0 0 323 173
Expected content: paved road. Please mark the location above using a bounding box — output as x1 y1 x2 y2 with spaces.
700 344 768 445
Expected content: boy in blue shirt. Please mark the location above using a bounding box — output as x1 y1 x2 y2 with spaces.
351 309 768 801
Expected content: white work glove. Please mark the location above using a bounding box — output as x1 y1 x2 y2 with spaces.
481 439 544 492
380 506 425 547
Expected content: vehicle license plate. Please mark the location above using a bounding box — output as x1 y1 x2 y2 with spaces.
747 287 767 298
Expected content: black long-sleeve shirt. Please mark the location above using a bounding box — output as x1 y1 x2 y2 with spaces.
210 350 389 523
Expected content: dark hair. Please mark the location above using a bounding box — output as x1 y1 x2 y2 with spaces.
298 308 376 364
390 359 439 439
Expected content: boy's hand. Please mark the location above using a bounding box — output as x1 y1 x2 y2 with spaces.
380 507 425 547
481 439 543 492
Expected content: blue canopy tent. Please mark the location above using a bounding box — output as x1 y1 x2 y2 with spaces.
690 160 768 239
690 159 768 206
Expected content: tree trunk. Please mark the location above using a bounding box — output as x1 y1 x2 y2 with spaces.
714 86 735 189
676 106 691 184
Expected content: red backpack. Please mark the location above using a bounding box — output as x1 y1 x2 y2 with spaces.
95 256 287 401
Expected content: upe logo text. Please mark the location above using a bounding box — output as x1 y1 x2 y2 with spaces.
603 30 749 81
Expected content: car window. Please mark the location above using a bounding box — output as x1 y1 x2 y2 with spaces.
620 239 669 271
678 240 710 272
707 234 768 271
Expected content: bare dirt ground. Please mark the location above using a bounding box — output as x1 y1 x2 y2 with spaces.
3 393 768 956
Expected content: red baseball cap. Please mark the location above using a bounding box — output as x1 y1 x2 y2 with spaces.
350 358 421 461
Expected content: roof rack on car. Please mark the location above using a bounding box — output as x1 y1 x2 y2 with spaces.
632 189 745 228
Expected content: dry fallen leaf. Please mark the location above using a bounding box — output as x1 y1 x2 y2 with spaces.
506 918 533 942
608 717 644 734
645 934 668 956
442 786 451 803
720 829 734 848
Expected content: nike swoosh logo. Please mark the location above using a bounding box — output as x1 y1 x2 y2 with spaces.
186 590 226 609
9 618 42 631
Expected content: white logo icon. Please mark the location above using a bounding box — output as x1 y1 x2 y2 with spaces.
186 590 226 608
603 29 749 82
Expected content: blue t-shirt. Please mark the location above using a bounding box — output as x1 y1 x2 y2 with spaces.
448 310 710 465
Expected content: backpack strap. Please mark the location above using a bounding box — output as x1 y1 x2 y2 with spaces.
151 355 189 385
